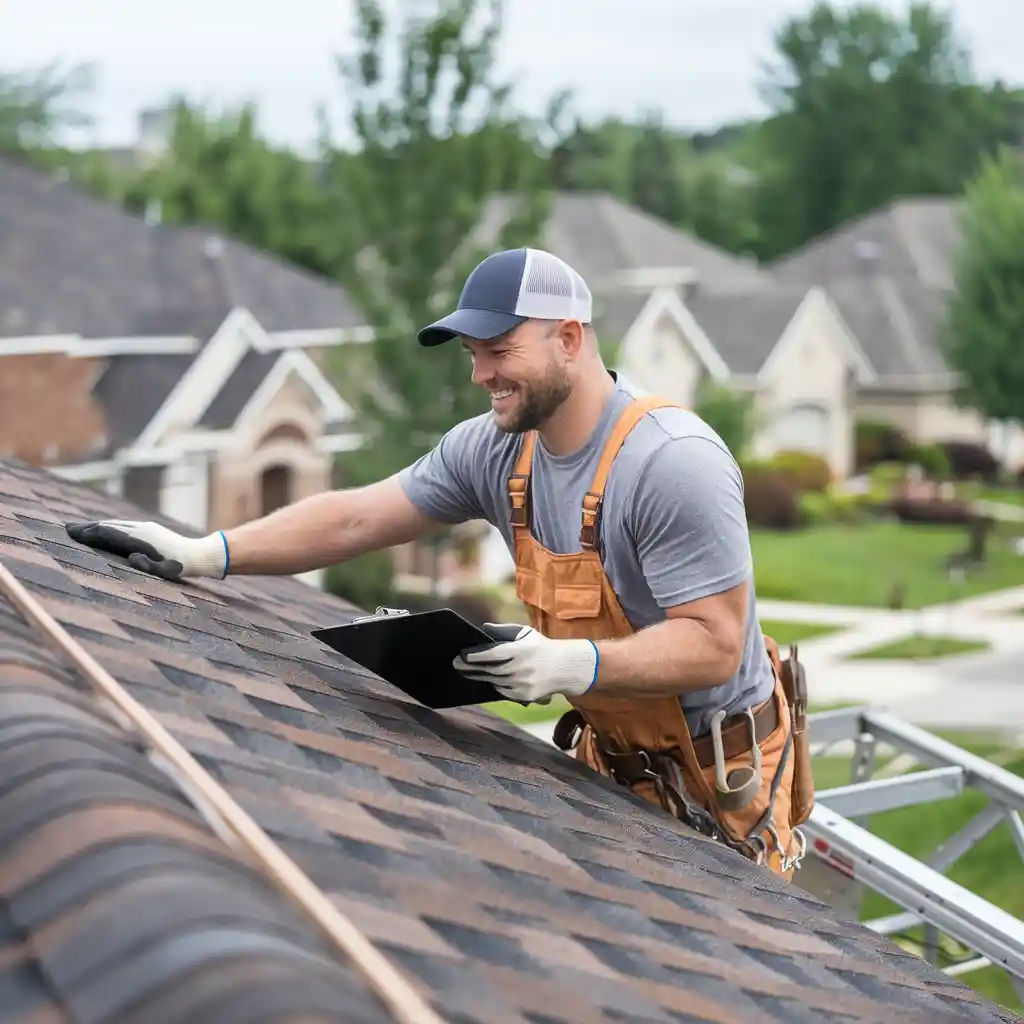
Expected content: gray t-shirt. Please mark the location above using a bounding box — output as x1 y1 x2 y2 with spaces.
397 373 774 736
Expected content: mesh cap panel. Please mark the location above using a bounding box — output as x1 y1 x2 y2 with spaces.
514 249 592 322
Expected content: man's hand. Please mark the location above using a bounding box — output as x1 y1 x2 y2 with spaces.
65 521 228 581
453 623 598 703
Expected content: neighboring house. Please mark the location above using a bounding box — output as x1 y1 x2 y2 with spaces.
480 192 873 480
0 157 369 588
770 196 1024 469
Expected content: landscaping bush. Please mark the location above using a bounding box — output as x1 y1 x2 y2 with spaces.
799 489 868 525
906 443 951 480
770 450 832 492
855 420 910 470
742 465 801 529
325 549 395 612
939 441 1001 482
888 497 974 525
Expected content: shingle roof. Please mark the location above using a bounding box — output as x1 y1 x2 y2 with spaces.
769 198 961 382
0 459 1014 1023
479 192 770 293
91 353 196 454
198 350 282 430
684 289 807 376
0 156 365 340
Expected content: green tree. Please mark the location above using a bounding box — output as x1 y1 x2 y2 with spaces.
754 2 1024 258
324 0 551 486
943 147 1024 454
0 60 94 154
114 99 334 275
694 379 755 460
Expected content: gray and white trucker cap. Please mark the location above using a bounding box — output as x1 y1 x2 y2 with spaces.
417 247 593 346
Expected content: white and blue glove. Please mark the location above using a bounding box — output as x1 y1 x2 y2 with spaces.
453 623 598 703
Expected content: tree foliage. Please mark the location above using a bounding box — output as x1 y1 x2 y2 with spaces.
324 0 551 484
0 61 94 155
694 379 755 460
943 147 1024 431
752 1 1024 257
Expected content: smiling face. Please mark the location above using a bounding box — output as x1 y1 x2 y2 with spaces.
462 320 577 433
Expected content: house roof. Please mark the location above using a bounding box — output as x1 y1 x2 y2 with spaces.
0 156 365 340
91 353 197 454
479 191 770 293
769 198 961 383
0 458 1010 1023
198 349 283 430
684 289 807 376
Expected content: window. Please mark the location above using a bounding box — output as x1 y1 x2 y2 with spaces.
260 465 292 516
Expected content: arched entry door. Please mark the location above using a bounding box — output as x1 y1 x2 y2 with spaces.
260 464 292 516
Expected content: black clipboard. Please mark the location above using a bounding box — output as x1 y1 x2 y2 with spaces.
311 608 505 709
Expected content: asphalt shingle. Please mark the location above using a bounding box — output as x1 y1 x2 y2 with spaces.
0 456 1015 1023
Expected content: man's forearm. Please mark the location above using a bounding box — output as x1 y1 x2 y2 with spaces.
222 477 432 575
593 617 741 698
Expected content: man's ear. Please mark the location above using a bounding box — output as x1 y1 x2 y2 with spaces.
554 318 586 359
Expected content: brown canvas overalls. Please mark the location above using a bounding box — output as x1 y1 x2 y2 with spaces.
507 395 810 878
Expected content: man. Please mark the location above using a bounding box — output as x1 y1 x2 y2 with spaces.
66 247 809 877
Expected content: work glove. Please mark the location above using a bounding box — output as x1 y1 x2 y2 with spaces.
65 520 229 581
453 623 598 704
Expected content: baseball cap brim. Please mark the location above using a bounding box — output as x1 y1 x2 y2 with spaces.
417 307 527 347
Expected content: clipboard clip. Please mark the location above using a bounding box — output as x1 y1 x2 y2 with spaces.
352 606 411 623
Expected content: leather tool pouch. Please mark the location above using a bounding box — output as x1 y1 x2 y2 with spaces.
779 643 814 826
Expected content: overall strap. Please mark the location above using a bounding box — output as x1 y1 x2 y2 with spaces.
580 395 682 549
507 430 537 532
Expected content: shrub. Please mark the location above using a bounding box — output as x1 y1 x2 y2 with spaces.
905 443 951 480
742 465 801 529
888 497 974 525
855 420 910 470
799 489 868 525
770 450 832 492
695 381 755 460
939 441 1001 482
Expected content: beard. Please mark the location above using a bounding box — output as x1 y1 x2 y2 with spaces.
495 364 572 433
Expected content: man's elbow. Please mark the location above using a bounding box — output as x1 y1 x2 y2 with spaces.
707 628 745 686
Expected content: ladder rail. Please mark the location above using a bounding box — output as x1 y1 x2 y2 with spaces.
803 706 1024 988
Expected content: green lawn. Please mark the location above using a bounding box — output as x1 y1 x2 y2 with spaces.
484 694 572 725
751 522 1024 608
848 634 990 660
758 618 841 646
812 740 1023 1013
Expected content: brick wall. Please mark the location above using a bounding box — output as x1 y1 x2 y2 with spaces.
0 355 107 465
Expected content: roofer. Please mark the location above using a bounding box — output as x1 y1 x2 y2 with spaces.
66 247 813 878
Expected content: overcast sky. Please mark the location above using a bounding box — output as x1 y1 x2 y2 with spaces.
3 0 1022 151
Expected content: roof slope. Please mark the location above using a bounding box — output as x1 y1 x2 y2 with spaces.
0 459 1014 1023
0 156 364 339
684 289 807 376
769 198 960 382
479 192 770 293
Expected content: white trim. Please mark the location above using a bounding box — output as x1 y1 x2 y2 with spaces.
50 459 119 481
75 336 199 356
757 287 876 385
1 333 199 357
609 267 699 290
317 432 366 453
134 308 260 450
262 326 374 349
0 334 81 355
235 349 356 428
620 287 731 380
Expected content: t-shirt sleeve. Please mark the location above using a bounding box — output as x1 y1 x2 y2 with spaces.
628 436 752 608
396 417 489 525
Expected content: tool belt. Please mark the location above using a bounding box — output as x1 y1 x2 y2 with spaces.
553 639 815 867
555 693 779 775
